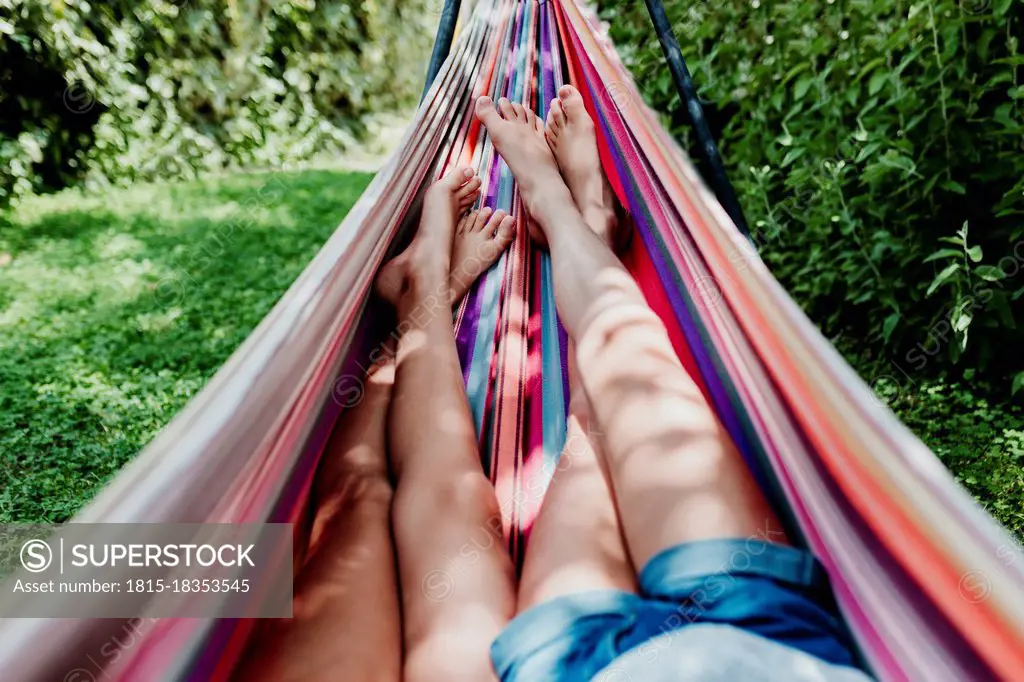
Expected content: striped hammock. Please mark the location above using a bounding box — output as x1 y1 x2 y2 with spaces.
3 1 1023 680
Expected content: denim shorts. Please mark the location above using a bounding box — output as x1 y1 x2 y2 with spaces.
490 538 861 682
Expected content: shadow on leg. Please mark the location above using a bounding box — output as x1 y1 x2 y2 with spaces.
388 281 516 682
516 349 635 613
573 303 787 570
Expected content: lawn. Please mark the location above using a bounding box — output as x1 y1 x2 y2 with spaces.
1 168 1021 537
0 169 373 522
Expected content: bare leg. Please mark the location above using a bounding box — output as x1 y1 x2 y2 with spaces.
236 359 400 682
517 351 636 611
544 86 620 250
379 168 516 682
516 88 635 611
239 173 514 682
476 90 785 574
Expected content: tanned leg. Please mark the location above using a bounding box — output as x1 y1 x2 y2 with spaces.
378 167 517 682
475 88 785 575
236 358 400 682
239 171 514 682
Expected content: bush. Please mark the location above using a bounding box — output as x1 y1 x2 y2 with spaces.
596 0 1024 389
0 0 432 203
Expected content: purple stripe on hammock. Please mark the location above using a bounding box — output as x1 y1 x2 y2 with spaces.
455 90 508 381
457 282 484 381
540 5 556 106
589 102 760 477
540 3 572 416
455 0 524 384
187 619 237 679
802 419 992 678
507 0 525 101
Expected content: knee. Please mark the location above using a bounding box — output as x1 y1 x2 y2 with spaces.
314 469 393 521
307 471 393 557
394 471 501 529
314 434 393 499
318 439 390 484
404 631 499 682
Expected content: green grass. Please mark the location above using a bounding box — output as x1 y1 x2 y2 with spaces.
0 169 373 522
876 378 1024 538
0 168 1020 539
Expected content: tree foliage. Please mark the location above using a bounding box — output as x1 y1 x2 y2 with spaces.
0 0 432 202
597 0 1024 387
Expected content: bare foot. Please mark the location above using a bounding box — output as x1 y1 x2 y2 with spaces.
375 166 480 306
449 207 517 303
545 85 625 252
474 96 576 245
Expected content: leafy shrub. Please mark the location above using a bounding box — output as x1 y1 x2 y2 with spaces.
597 0 1024 389
0 0 433 203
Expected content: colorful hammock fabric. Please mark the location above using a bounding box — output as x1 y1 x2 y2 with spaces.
3 1 1023 680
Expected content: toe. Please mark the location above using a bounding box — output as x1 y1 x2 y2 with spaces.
444 165 475 191
558 84 586 114
456 175 482 202
545 107 557 133
498 97 516 120
482 209 506 236
473 206 492 232
511 102 527 121
459 189 481 211
544 128 557 150
494 215 516 249
551 101 566 128
457 212 473 234
475 96 501 127
525 106 538 127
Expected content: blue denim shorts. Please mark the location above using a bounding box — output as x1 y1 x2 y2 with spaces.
491 538 859 682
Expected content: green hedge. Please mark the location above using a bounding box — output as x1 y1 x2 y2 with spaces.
597 0 1024 388
0 0 432 202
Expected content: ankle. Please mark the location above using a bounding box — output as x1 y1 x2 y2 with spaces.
583 205 619 246
405 246 449 283
519 167 569 206
396 267 450 318
525 185 576 232
583 200 616 226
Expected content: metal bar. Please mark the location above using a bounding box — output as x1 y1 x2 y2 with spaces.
641 0 751 237
422 0 464 101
